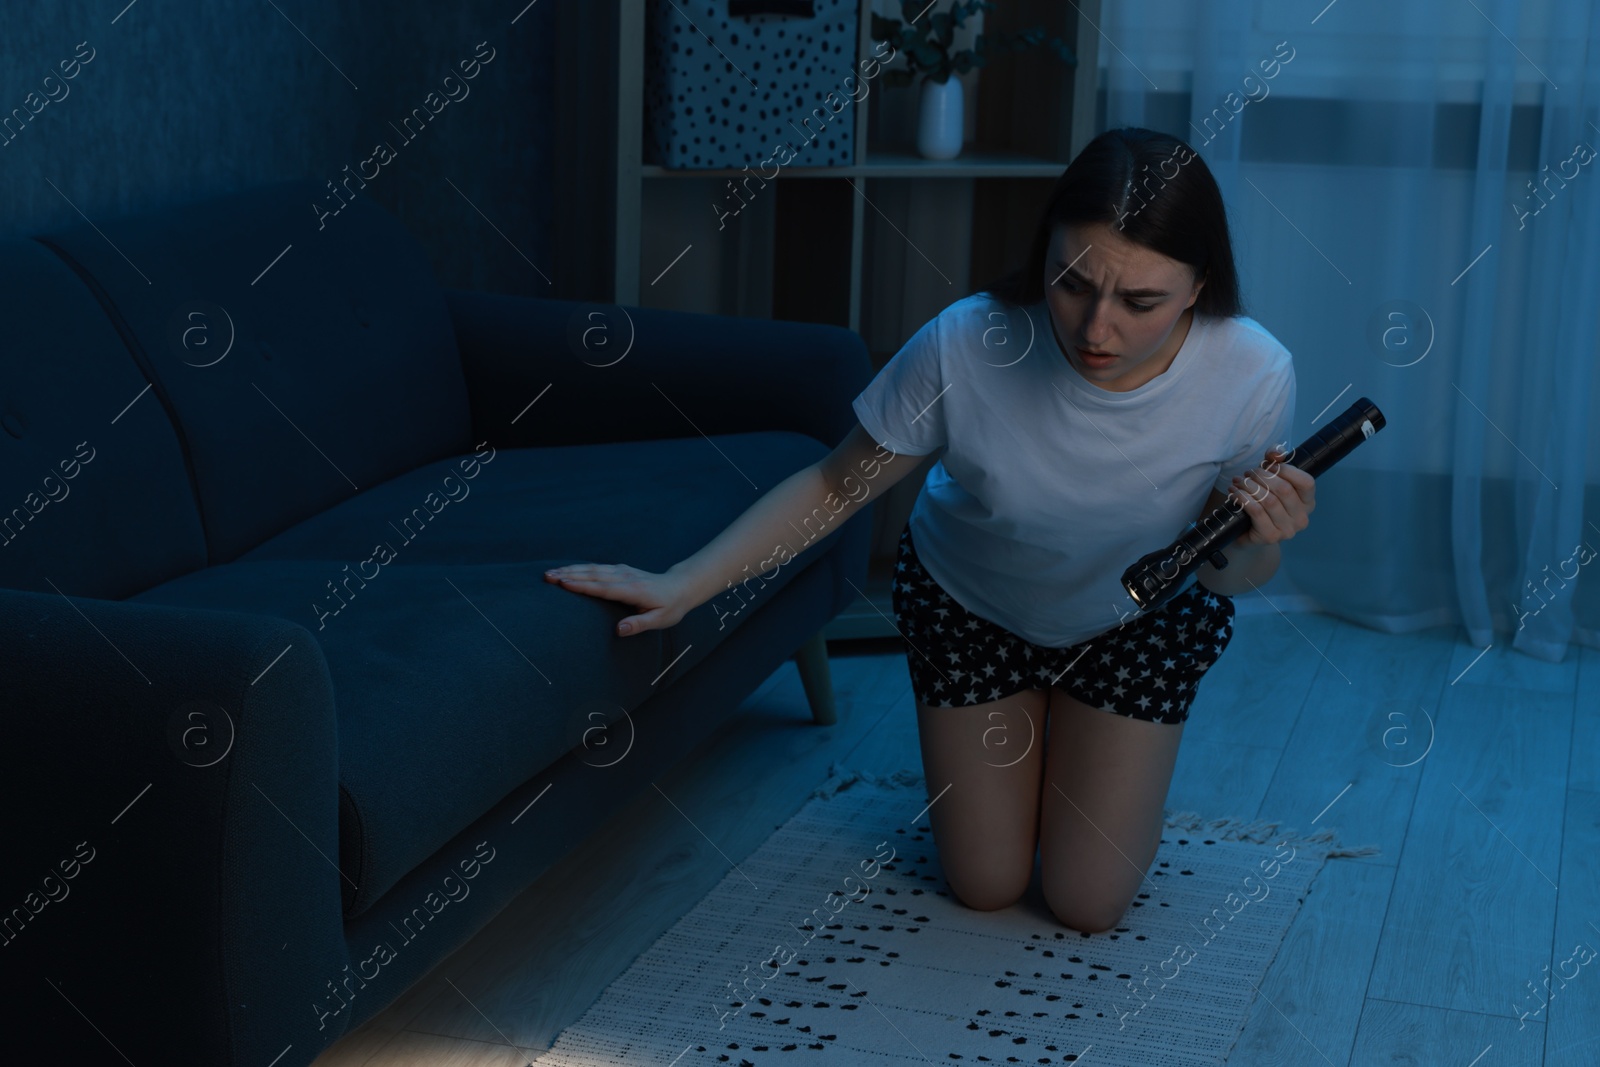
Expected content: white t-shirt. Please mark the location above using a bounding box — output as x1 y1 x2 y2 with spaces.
852 292 1296 648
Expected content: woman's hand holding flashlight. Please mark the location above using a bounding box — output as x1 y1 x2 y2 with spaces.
1228 447 1316 549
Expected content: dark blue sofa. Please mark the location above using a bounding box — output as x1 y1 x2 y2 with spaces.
0 179 873 1065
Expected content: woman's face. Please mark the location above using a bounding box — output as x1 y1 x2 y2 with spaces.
1041 222 1204 392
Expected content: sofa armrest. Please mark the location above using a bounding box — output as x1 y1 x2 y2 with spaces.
0 588 351 1064
445 290 875 452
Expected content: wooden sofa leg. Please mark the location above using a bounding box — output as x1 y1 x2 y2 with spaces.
793 630 838 725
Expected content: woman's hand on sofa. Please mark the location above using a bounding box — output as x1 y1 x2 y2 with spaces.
543 564 694 636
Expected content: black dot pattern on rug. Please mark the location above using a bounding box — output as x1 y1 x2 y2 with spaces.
720 828 1284 1063
642 1 860 167
536 784 1324 1066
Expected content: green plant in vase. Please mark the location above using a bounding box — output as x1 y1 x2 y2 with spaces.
870 0 1076 160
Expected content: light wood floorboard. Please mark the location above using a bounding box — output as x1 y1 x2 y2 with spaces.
1365 680 1569 1016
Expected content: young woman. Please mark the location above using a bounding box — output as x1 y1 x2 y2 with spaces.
543 127 1315 933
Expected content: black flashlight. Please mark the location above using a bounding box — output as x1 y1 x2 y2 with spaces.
1121 397 1387 612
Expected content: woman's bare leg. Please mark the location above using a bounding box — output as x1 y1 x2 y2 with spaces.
1038 686 1185 932
914 689 1049 910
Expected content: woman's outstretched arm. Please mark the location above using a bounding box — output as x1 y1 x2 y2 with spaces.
544 423 922 636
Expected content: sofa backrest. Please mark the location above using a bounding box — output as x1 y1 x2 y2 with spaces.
0 239 208 598
36 180 474 565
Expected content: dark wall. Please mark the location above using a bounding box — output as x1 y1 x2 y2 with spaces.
0 0 555 297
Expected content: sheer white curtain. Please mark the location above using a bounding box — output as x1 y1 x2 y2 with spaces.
1101 0 1600 662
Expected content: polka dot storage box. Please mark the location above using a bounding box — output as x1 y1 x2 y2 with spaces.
644 0 863 169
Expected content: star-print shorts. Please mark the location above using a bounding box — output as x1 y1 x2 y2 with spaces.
890 522 1236 725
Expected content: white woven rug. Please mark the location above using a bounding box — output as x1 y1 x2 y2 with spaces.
535 766 1376 1066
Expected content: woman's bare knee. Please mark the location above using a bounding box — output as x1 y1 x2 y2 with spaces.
1041 881 1132 933
944 856 1032 912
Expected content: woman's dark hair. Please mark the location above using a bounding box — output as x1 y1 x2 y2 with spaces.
981 127 1244 318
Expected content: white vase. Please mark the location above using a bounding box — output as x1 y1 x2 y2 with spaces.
916 75 964 160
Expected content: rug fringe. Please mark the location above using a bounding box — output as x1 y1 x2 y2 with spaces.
1163 809 1382 858
810 762 923 799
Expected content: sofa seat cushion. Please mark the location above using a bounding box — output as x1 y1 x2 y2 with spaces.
129 429 834 916
239 429 841 687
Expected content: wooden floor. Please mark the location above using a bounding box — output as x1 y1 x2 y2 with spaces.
312 609 1600 1066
